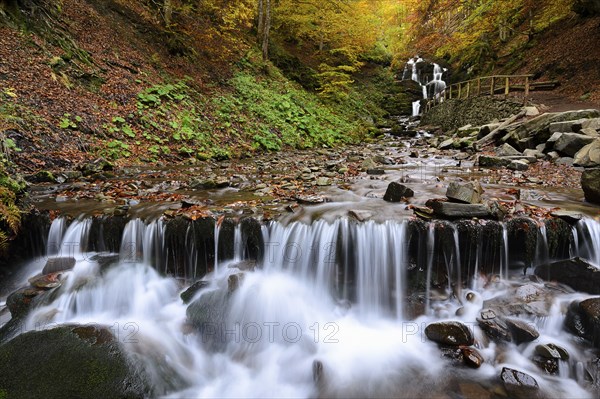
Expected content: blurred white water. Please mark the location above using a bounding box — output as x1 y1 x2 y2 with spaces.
2 216 595 398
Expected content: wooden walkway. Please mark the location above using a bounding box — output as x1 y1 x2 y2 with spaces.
425 74 560 112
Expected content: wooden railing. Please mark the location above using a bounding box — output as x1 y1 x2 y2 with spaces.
424 74 560 112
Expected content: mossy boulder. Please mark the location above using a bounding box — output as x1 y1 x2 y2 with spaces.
0 325 151 398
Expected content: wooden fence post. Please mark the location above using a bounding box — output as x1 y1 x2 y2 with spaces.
524 76 530 98
505 77 510 97
490 77 495 96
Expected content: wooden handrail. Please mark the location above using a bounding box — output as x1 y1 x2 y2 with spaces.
424 74 559 113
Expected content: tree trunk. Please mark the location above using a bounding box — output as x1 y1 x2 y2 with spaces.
164 0 173 26
257 0 264 44
261 0 271 61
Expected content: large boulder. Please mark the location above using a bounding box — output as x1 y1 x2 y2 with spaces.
496 143 521 156
553 133 596 157
477 155 511 168
383 182 414 202
565 298 600 348
504 109 600 150
581 168 600 204
446 181 483 204
574 138 600 167
0 325 151 398
535 257 600 294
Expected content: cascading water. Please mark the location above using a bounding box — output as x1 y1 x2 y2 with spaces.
2 215 599 398
577 218 600 267
404 56 447 117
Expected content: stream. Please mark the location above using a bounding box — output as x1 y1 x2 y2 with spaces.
1 118 600 398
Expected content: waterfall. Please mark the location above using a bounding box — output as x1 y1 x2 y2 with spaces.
405 57 447 117
7 214 599 398
577 218 600 266
46 217 67 256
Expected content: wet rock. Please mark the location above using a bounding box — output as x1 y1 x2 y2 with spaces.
478 155 511 168
446 181 483 204
507 160 529 171
477 311 512 342
90 254 120 270
228 272 245 293
429 202 492 219
461 347 484 368
366 169 385 175
6 288 43 318
582 168 600 204
496 143 522 156
550 210 584 223
574 138 600 167
438 137 455 150
505 318 540 344
80 157 113 176
535 343 569 360
532 355 559 375
180 280 211 304
424 321 474 346
535 257 600 294
0 325 151 398
515 284 543 301
500 367 539 398
42 256 76 275
565 297 600 348
316 177 332 186
295 195 326 205
554 133 596 156
186 289 229 350
28 273 62 289
25 170 56 183
439 346 464 363
348 210 373 222
374 155 393 165
383 182 414 202
313 360 324 384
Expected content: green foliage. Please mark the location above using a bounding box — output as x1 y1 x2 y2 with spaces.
59 113 80 129
100 140 131 160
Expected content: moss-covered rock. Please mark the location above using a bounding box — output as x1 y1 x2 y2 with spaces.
0 325 151 398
